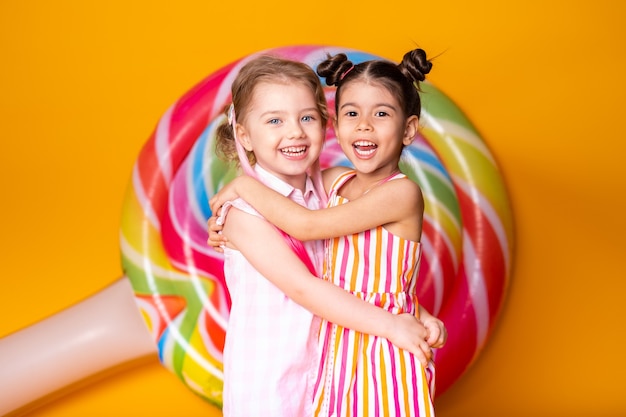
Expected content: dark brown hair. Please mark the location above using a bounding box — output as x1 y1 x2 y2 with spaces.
316 48 432 119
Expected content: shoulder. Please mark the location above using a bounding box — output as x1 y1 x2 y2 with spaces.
387 175 422 197
377 176 424 211
223 204 276 247
398 175 423 196
322 166 352 192
379 176 424 241
218 198 259 224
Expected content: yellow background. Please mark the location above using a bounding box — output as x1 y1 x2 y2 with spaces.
1 1 625 416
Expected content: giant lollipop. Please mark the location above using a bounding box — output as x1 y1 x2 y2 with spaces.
0 45 514 414
121 44 514 404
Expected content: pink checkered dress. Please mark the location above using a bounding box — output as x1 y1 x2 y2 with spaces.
219 166 323 417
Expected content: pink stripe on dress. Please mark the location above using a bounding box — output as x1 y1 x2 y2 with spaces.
313 170 435 416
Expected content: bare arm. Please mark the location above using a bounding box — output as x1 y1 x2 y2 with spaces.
224 207 432 365
210 174 423 242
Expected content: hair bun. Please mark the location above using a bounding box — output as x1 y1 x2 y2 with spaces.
317 53 354 86
400 48 432 83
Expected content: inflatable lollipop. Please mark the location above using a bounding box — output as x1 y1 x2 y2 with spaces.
0 45 514 415
121 45 514 405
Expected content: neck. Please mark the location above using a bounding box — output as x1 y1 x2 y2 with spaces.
254 163 308 191
344 167 401 199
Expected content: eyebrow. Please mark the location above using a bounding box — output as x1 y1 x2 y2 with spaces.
339 102 396 111
258 107 321 118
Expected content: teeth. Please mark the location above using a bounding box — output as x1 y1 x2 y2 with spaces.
354 140 376 147
281 146 306 156
355 148 376 156
353 141 377 156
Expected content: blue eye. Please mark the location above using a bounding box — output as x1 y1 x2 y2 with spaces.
302 115 314 122
268 118 281 125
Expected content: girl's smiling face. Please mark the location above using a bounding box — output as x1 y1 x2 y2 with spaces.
334 80 417 179
236 81 325 189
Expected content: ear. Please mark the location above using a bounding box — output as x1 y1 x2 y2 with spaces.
403 115 419 146
235 123 253 151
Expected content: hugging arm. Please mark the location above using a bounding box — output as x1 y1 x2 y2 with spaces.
209 175 423 242
224 207 433 365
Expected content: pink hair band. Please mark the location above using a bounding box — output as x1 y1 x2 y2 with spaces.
340 65 355 81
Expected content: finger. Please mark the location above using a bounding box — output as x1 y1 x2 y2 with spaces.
209 197 219 213
432 331 447 349
426 329 439 346
438 329 448 347
413 338 432 363
206 237 225 252
422 343 433 362
415 346 431 367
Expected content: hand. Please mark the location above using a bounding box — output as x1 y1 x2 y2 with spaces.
206 216 227 253
387 313 433 366
422 315 447 349
209 176 246 214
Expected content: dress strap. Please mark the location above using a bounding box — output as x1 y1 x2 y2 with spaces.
328 170 407 199
362 171 407 195
380 171 406 183
328 170 356 199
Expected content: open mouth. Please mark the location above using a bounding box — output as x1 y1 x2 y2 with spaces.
353 140 377 156
280 145 307 157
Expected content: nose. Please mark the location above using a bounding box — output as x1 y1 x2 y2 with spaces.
356 115 372 131
287 120 306 139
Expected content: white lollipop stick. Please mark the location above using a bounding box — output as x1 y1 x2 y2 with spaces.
0 277 156 415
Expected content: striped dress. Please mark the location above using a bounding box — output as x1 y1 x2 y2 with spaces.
313 170 436 417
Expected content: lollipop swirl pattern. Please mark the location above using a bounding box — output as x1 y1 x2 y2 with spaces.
120 45 514 407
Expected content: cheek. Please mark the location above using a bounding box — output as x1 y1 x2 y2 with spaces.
335 123 351 139
309 126 325 145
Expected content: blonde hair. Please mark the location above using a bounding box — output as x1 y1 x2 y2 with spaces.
214 54 329 276
215 55 329 167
